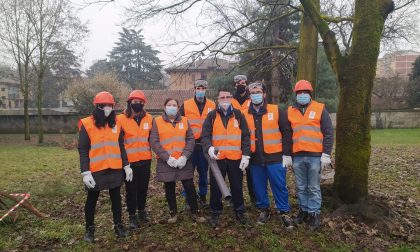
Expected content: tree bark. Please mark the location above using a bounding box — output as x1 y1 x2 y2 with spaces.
297 0 319 95
299 0 394 203
37 72 44 144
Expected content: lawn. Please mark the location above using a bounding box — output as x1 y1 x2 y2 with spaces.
0 129 419 251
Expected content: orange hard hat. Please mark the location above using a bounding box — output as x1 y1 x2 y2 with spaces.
93 91 115 105
294 80 313 92
127 90 146 103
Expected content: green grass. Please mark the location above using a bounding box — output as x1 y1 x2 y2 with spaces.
371 128 420 145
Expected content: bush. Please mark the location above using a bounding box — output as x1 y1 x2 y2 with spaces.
65 73 131 114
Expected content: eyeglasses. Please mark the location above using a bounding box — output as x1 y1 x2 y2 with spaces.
218 95 232 100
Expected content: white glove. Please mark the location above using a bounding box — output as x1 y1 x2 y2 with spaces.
239 155 250 172
81 171 96 189
320 153 332 170
167 156 177 168
176 156 188 169
282 155 293 169
208 146 219 160
123 164 133 182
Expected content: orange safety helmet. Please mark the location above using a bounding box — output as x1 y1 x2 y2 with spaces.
293 80 313 92
93 91 115 105
127 90 146 103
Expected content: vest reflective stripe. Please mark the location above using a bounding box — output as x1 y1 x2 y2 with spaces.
124 137 149 144
91 141 119 150
212 113 242 160
117 113 153 162
184 98 216 139
155 116 188 159
288 101 324 153
244 104 282 154
232 98 251 111
81 116 122 173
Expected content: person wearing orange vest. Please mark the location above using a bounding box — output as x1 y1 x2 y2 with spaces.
287 80 334 231
201 87 251 227
78 91 133 243
231 74 256 206
117 90 153 229
179 79 216 208
244 82 294 230
150 98 206 224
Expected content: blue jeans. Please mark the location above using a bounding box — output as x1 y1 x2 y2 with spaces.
250 162 290 212
182 148 209 198
292 156 322 214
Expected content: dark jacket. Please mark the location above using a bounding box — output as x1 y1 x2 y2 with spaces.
201 105 251 158
286 101 334 156
150 112 195 182
78 124 129 191
245 102 292 165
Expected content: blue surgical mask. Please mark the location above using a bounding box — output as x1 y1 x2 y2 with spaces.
195 90 206 99
250 93 263 105
165 106 178 116
296 93 311 105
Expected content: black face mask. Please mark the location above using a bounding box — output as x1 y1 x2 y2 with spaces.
236 84 246 94
131 103 144 113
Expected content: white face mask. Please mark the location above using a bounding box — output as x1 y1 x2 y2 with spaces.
102 106 113 117
219 102 231 111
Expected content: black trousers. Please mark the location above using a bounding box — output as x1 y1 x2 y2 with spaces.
84 186 122 227
125 161 151 215
210 159 245 214
164 179 198 214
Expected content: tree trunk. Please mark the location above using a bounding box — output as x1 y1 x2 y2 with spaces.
23 63 30 140
297 0 319 95
334 0 391 203
37 72 44 144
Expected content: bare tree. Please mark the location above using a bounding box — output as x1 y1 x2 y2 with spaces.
26 0 88 143
0 0 37 140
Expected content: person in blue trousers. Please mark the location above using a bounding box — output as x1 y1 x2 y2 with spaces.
243 82 294 230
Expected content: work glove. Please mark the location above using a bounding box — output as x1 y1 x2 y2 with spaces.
81 171 96 189
167 156 177 168
123 164 133 182
208 146 219 160
239 155 250 172
282 155 293 169
320 153 332 172
176 156 188 169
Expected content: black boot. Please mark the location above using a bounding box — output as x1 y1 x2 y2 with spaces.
279 211 294 231
129 214 139 229
294 209 309 225
83 225 95 243
235 212 248 225
209 213 220 228
114 223 128 238
198 194 208 209
138 210 150 222
257 209 271 225
307 212 320 231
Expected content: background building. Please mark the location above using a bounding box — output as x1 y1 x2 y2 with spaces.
0 78 23 109
376 50 420 79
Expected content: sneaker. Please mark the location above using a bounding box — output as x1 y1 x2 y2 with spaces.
128 214 139 229
168 212 177 224
307 212 320 231
209 213 220 228
257 209 271 225
114 223 128 238
138 210 150 222
280 212 294 231
235 212 248 225
191 213 206 223
294 209 309 225
83 225 95 243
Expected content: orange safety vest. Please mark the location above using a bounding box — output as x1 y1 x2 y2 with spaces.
155 116 188 159
117 113 153 163
80 116 122 173
212 112 242 160
184 98 216 139
244 104 282 153
232 98 251 111
288 101 324 153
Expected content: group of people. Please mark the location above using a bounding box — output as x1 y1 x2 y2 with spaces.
77 75 334 243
